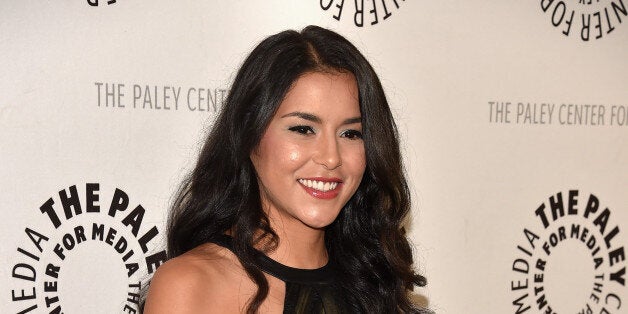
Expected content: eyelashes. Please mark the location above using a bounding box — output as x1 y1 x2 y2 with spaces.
288 125 314 135
340 129 363 140
288 125 363 140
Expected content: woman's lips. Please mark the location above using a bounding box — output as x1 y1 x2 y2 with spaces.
297 178 342 199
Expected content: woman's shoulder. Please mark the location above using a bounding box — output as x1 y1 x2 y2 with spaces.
143 242 247 313
161 241 239 277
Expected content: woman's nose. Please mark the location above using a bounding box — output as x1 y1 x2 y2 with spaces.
312 134 342 170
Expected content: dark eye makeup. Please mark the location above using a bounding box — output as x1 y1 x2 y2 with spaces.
341 129 363 139
289 124 363 140
288 125 314 135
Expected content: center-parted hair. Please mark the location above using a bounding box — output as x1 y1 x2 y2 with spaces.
166 25 427 313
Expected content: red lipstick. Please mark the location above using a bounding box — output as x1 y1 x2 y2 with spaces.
298 177 342 199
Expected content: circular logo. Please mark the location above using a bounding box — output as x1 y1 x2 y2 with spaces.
538 0 627 41
9 183 166 314
86 0 117 6
318 0 406 27
510 190 626 313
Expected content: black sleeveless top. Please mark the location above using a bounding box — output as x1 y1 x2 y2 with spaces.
211 235 350 314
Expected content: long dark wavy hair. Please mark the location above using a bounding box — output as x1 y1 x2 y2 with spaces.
167 25 427 313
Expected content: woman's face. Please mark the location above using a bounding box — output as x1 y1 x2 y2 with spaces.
251 71 366 231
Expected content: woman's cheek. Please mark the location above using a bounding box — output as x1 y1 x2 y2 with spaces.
344 146 366 170
284 142 307 164
289 150 299 162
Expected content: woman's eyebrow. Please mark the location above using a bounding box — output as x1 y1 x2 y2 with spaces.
281 111 321 123
343 117 362 125
281 111 361 125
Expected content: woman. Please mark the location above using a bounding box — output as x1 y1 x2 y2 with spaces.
144 25 427 313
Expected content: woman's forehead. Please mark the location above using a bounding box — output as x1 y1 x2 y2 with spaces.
275 72 360 116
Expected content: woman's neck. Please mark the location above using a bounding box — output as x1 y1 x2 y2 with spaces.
263 217 329 269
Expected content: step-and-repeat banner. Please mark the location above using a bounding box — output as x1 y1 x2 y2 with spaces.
2 1 627 313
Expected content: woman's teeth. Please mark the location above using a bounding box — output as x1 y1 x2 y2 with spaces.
298 179 338 192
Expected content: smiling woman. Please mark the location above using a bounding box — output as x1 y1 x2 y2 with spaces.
251 72 366 231
143 25 428 314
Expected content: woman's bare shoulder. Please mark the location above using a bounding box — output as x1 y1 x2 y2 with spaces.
143 243 247 314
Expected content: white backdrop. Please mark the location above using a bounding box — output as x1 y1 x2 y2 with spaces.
2 1 627 313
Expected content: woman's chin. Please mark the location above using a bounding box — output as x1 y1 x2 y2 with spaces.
298 211 341 230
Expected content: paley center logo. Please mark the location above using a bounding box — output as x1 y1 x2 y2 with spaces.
86 0 117 6
538 0 627 41
9 183 167 314
510 190 626 314
318 0 406 26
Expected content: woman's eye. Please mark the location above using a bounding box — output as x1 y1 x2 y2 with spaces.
341 129 363 140
288 125 314 135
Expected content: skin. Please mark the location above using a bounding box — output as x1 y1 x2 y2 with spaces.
144 71 365 313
